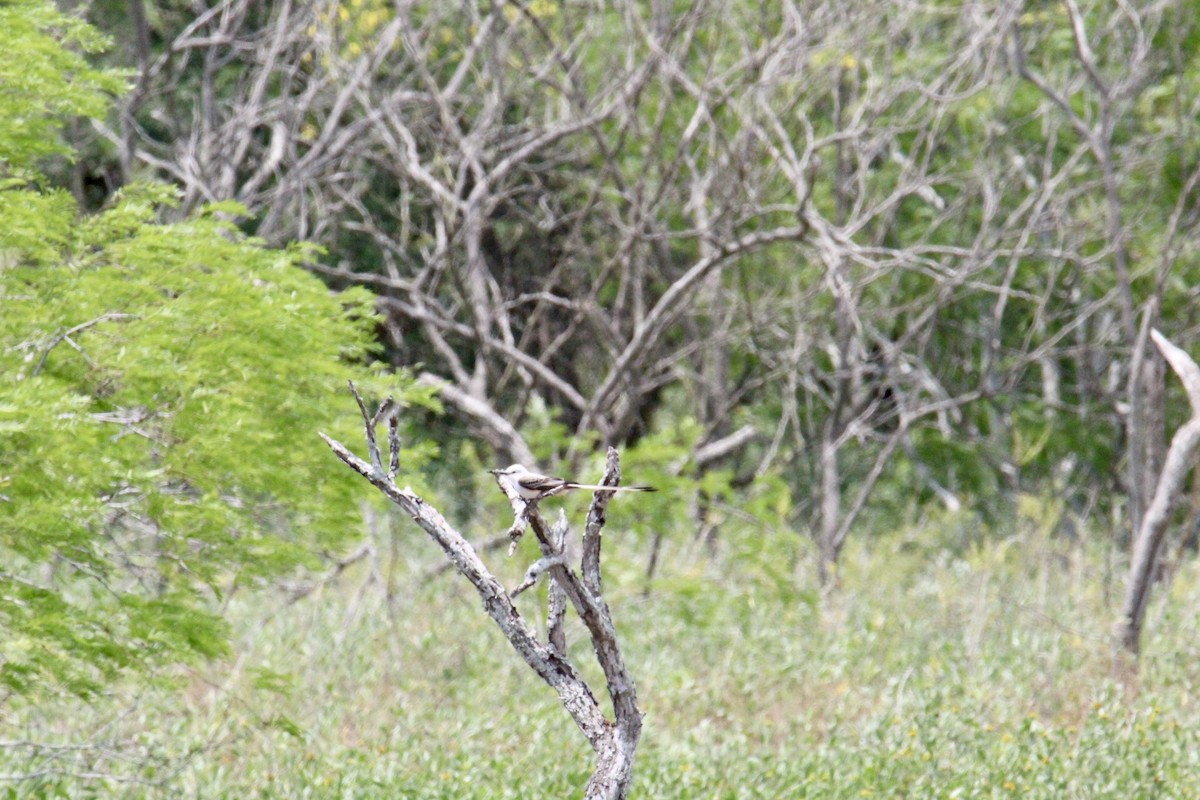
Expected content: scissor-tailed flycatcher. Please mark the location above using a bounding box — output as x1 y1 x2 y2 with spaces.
489 464 657 502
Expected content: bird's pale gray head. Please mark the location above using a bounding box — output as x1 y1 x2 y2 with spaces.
488 464 527 476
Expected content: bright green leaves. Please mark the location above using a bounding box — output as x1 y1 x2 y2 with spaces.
0 181 396 694
0 181 77 261
0 0 127 171
0 1 426 698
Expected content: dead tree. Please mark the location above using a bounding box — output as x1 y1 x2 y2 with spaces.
1116 330 1200 659
321 383 642 799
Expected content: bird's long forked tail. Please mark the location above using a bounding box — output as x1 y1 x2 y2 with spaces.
565 483 658 492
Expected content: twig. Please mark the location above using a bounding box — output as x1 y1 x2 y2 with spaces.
347 381 384 477
32 313 139 376
581 448 621 597
512 552 565 597
693 425 758 470
387 410 401 481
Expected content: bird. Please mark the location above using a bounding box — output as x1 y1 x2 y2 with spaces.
488 463 658 502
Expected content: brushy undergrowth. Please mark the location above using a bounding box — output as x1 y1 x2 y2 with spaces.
6 501 1200 798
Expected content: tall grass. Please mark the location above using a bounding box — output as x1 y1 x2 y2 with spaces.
6 502 1200 798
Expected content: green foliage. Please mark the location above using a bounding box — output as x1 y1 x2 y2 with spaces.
0 0 433 698
3 512 1197 797
0 0 127 170
622 416 791 545
7 0 1200 793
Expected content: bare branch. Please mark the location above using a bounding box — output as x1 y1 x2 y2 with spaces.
417 373 537 468
1117 331 1200 657
320 428 609 744
581 448 622 597
33 313 139 376
583 226 808 431
347 381 384 478
387 410 401 482
693 425 759 470
1063 0 1110 100
548 510 569 656
1151 329 1200 418
323 388 642 796
512 553 565 597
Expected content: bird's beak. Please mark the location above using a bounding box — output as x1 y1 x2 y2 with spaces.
487 468 502 475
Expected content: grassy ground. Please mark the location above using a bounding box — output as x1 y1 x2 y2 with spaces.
7 503 1200 798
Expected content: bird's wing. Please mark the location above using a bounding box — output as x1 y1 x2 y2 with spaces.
517 474 567 493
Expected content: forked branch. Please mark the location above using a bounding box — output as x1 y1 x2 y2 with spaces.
322 386 642 799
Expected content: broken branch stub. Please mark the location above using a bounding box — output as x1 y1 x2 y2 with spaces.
322 389 642 799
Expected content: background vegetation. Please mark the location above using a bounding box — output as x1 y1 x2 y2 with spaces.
3 0 1200 796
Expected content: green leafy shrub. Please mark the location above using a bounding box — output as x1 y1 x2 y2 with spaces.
0 0 430 697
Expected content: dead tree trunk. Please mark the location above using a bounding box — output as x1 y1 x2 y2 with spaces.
1116 330 1200 659
817 433 842 586
321 383 642 799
